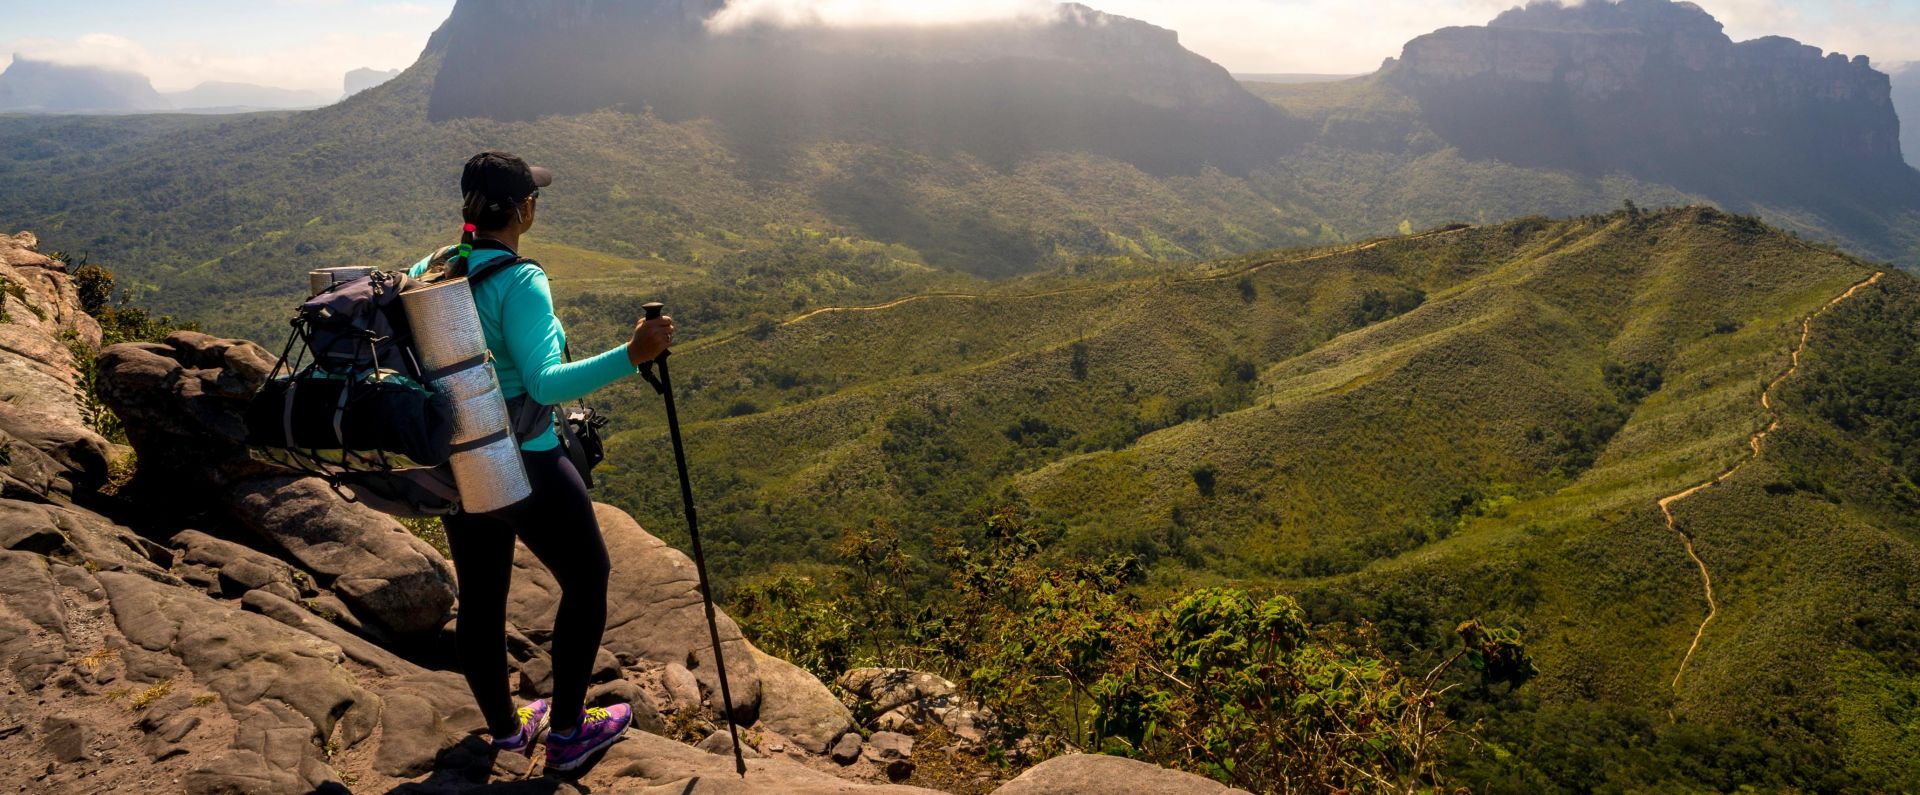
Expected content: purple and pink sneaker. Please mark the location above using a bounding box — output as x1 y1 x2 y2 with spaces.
490 698 551 755
544 704 632 771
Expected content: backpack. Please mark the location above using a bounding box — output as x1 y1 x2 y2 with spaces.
244 244 605 516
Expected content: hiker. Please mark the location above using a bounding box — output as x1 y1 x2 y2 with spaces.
410 151 675 770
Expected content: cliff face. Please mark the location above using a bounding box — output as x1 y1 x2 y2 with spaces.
422 0 1292 174
1386 0 1904 180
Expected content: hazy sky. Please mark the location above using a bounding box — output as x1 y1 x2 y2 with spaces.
2 0 1916 94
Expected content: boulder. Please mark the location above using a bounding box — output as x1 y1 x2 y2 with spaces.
0 400 109 492
589 729 945 794
751 646 856 754
865 731 914 762
227 475 455 639
662 663 702 711
173 529 307 599
41 714 94 763
991 754 1253 795
839 668 956 715
697 728 763 759
508 503 761 721
829 731 862 765
93 332 276 492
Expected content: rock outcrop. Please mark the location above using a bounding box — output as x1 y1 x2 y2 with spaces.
1386 0 1905 178
995 754 1253 795
0 227 1236 793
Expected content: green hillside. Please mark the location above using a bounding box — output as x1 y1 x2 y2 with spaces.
587 207 1919 790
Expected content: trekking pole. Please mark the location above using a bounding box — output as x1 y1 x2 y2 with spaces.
637 302 748 778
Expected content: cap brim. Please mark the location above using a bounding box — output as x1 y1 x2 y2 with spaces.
529 166 554 188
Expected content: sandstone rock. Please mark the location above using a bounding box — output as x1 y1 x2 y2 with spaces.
865 731 914 762
588 678 669 733
991 754 1252 795
0 233 101 448
41 714 93 763
142 713 202 761
182 749 312 795
697 728 764 759
839 668 957 715
751 646 856 754
371 672 486 777
172 529 306 599
239 588 420 677
94 332 275 492
0 400 109 492
662 662 702 710
227 474 455 639
830 731 862 765
508 503 760 721
588 729 945 794
98 569 379 784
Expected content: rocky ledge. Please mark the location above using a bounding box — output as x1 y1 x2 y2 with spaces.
0 228 1238 794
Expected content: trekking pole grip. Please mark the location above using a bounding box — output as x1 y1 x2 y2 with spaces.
638 302 670 393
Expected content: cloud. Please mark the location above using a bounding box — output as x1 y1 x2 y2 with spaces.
0 29 426 93
702 0 1920 73
707 0 1060 31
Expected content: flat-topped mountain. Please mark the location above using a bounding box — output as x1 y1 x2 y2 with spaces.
0 57 168 113
425 0 1290 173
1384 0 1904 183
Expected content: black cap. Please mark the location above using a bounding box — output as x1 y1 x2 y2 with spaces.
461 151 553 213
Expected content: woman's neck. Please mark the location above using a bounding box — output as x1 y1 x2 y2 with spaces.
476 229 520 253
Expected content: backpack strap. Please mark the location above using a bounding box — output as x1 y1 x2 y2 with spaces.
464 254 573 363
467 255 541 289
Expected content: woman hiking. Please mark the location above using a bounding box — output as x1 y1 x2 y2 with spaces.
411 151 675 771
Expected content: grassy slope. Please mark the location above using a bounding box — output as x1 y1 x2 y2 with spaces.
593 207 1917 788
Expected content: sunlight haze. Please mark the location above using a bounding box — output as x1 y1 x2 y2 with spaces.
3 0 1916 94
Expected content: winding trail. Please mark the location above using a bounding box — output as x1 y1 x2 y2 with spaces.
1660 270 1885 690
684 227 1472 355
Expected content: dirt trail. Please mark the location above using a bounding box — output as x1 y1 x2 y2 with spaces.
684 227 1471 355
1660 270 1885 690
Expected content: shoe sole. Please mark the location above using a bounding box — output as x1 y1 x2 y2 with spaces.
544 721 629 772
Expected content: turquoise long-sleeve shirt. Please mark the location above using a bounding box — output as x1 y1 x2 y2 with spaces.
410 246 632 451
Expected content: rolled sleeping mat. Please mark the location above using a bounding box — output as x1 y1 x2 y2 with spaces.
400 277 531 513
309 266 380 297
448 388 512 446
449 435 533 514
401 278 490 370
434 359 502 403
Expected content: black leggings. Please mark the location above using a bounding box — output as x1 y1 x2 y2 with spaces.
445 445 609 735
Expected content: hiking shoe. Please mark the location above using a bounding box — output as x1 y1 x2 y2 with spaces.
489 698 551 755
544 704 632 771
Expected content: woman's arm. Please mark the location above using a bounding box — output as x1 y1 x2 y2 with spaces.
499 268 634 406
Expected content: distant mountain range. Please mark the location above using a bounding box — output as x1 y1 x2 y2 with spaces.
0 56 401 113
0 0 1915 332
